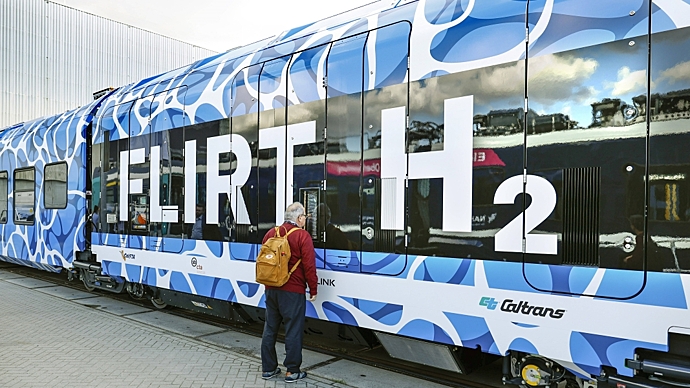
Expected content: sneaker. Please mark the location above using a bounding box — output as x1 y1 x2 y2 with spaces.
284 371 307 383
261 368 281 380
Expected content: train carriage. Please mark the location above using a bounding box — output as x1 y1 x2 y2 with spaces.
2 1 690 387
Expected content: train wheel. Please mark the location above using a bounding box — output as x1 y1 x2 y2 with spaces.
150 295 167 309
81 269 95 292
146 286 167 309
126 282 146 300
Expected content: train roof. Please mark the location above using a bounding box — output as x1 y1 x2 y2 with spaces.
4 1 690 143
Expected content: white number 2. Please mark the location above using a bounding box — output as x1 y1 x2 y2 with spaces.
494 175 558 255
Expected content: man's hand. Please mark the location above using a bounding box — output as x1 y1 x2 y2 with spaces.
309 294 317 302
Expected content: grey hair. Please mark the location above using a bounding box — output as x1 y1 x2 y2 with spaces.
284 202 305 222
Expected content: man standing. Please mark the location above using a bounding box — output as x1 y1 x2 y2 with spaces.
261 202 318 383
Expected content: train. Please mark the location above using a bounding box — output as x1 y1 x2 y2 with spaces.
2 1 690 387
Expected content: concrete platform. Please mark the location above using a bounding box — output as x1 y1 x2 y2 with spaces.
0 271 25 280
73 296 152 316
4 276 54 288
313 360 449 388
0 268 455 387
35 285 97 300
126 310 226 337
201 331 336 370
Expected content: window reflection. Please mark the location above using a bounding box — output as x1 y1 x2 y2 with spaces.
44 163 67 209
14 168 35 224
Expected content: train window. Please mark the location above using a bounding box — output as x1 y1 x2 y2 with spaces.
0 171 7 223
14 168 35 224
44 163 68 209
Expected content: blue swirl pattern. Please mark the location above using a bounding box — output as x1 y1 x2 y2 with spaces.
0 99 103 271
3 0 690 381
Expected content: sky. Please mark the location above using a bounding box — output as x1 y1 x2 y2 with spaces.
52 0 378 52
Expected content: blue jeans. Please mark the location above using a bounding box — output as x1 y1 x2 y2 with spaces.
261 289 306 373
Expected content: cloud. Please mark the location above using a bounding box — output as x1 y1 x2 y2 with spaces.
358 54 600 133
528 54 599 105
659 60 690 85
420 54 599 109
432 61 526 107
606 66 647 96
409 62 526 117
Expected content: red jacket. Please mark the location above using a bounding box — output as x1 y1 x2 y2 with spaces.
262 222 318 296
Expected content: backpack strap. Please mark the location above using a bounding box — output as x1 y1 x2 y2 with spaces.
275 225 300 238
287 259 302 277
284 227 302 277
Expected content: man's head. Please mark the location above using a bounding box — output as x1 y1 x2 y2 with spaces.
285 202 307 228
629 214 644 235
196 204 204 219
317 203 331 224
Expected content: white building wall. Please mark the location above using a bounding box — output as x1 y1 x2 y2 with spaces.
0 0 218 128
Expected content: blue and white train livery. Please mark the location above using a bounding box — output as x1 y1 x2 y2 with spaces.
2 1 690 387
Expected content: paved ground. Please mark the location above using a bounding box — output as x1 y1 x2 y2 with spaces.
0 268 450 388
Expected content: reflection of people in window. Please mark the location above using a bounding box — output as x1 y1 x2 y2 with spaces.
92 205 100 232
318 203 356 250
623 215 644 270
191 204 204 239
624 215 671 271
187 203 222 240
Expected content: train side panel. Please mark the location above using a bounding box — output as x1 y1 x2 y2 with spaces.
0 101 100 271
82 0 690 382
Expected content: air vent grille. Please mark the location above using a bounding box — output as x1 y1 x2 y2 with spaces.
562 167 600 266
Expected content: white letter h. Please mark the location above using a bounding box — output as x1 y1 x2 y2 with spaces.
380 95 474 233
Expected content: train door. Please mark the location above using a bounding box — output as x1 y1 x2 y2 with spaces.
647 17 690 274
91 123 103 245
257 55 301 258
229 63 262 261
126 98 152 250
323 34 366 272
362 22 410 275
401 2 526 269
522 0 649 297
149 87 187 253
97 104 116 247
101 102 133 248
284 47 327 267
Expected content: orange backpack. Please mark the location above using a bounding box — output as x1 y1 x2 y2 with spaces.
255 226 301 287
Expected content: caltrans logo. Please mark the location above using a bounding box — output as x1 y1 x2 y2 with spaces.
479 296 566 319
479 297 498 310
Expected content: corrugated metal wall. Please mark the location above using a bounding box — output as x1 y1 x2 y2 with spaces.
0 0 218 128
